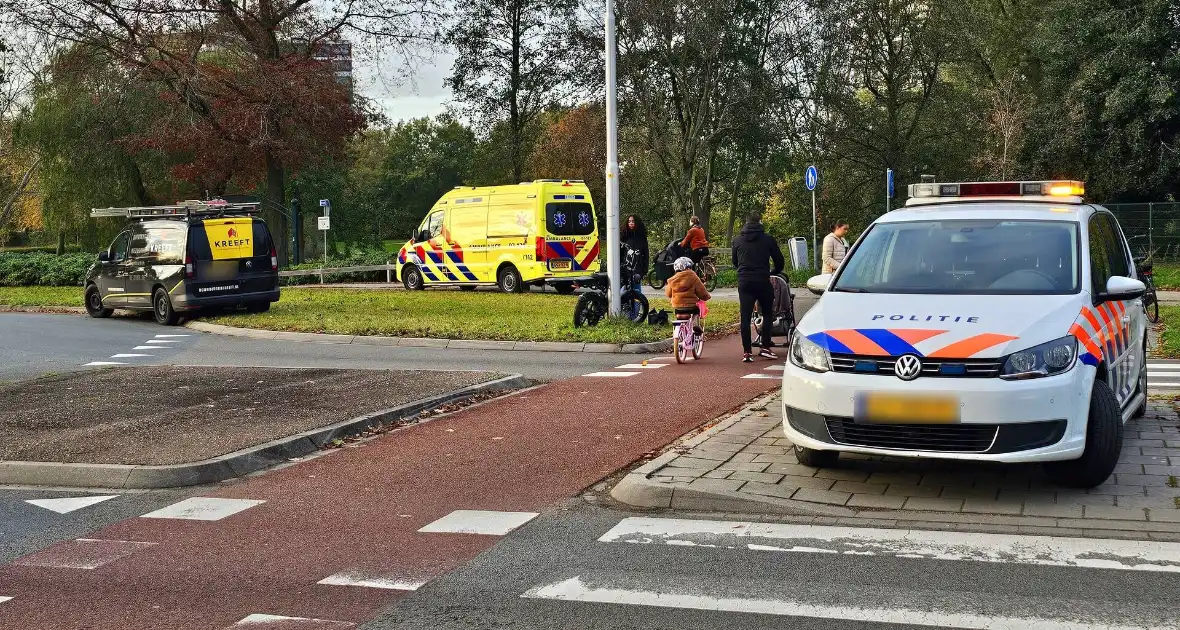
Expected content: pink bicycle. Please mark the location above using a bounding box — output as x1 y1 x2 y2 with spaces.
672 300 707 364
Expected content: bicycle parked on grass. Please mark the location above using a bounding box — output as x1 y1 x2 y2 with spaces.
571 244 650 327
648 243 718 292
1128 235 1160 323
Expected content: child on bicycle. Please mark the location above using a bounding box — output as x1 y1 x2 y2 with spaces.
664 256 711 333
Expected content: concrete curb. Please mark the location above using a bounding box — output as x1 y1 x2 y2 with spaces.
183 320 672 354
0 305 88 315
0 374 531 489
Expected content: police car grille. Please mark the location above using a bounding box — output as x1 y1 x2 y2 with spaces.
830 354 1002 378
825 419 998 453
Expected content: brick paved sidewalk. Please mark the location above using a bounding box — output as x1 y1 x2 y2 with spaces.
612 394 1180 539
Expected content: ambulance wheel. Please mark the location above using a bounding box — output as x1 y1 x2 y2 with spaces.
153 288 180 326
794 444 839 468
402 265 425 291
498 265 523 293
1044 380 1123 489
84 285 113 318
553 282 576 295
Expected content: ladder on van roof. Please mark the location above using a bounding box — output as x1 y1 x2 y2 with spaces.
90 199 262 219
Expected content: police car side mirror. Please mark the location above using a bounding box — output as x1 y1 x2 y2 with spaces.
97 251 110 263
807 274 832 296
1100 276 1146 303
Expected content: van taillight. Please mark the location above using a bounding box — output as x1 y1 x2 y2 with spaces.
184 254 194 279
535 237 548 262
269 246 278 271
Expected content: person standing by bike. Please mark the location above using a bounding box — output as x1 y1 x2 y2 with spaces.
622 215 650 295
680 216 710 265
733 212 785 362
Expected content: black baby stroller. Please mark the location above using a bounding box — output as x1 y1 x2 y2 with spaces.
751 274 795 347
647 240 688 290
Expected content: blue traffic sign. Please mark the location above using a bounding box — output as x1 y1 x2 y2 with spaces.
887 168 895 199
805 165 818 191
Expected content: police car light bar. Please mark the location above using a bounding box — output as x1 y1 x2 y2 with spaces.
90 200 262 219
906 180 1085 202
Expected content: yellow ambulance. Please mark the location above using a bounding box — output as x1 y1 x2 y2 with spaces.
395 180 600 294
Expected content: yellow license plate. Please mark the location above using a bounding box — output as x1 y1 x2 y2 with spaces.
550 259 572 271
855 393 959 424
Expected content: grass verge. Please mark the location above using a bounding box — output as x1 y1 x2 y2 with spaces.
1155 305 1180 359
1151 263 1180 290
0 286 83 307
206 288 740 344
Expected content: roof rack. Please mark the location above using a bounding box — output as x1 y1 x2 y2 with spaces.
90 199 261 219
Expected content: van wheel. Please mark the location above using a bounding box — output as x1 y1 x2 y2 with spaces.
794 444 839 468
247 302 271 314
498 266 523 293
1044 380 1123 488
84 285 113 318
153 288 180 326
553 282 576 295
402 265 425 291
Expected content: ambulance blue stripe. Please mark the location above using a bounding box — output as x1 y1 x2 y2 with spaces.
548 241 576 258
855 329 921 357
807 332 852 354
420 265 440 282
455 264 478 281
438 266 458 281
426 250 444 264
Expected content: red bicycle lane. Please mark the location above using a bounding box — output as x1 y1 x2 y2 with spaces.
0 335 782 630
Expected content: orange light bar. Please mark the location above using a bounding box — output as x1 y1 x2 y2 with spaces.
1046 181 1085 197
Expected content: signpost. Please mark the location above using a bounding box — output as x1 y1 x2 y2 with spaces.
318 200 331 274
604 0 621 316
886 168 895 213
805 165 818 269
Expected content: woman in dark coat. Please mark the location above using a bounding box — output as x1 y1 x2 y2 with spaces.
620 215 650 294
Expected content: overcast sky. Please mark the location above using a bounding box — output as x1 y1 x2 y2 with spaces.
354 51 455 123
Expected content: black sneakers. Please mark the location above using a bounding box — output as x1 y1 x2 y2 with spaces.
759 348 779 360
742 353 753 363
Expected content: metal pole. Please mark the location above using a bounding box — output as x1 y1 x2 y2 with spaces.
811 189 817 270
1149 202 1154 254
604 0 622 316
322 220 327 285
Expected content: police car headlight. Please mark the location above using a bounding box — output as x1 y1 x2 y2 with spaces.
790 332 831 373
1000 336 1077 380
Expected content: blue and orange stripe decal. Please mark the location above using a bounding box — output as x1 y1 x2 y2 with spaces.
806 328 1018 358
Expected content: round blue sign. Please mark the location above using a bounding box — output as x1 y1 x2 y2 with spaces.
805 165 818 191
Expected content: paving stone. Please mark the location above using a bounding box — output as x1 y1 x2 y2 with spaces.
728 471 786 485
677 450 732 462
686 478 747 494
1115 473 1173 486
1123 455 1171 465
764 463 820 477
996 490 1057 504
751 453 802 464
716 462 771 473
741 445 791 455
1084 482 1134 495
847 494 906 510
1112 463 1146 474
665 457 721 471
812 468 870 482
752 437 779 446
702 470 733 480
1054 492 1114 507
884 484 942 498
831 481 888 495
939 486 1000 500
709 435 758 445
1114 494 1171 508
1147 508 1180 523
779 474 837 490
1083 505 1149 521
1125 439 1167 448
740 481 800 500
1057 518 1155 532
1022 503 1084 518
1141 447 1180 456
792 488 851 505
1143 465 1180 477
866 472 923 486
657 467 707 479
903 497 965 512
960 499 1023 515
725 453 760 463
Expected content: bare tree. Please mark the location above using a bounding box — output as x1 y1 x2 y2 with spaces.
976 69 1031 179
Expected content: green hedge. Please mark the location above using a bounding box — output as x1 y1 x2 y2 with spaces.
0 252 96 287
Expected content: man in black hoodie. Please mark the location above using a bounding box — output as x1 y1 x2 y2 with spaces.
732 212 785 362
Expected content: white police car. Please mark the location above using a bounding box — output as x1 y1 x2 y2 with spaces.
783 181 1146 488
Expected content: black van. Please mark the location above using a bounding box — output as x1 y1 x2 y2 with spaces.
85 200 281 325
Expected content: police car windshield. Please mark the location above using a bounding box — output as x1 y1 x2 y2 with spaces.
832 219 1080 295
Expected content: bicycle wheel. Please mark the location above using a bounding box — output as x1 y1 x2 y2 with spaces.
573 292 608 327
674 325 690 363
692 327 704 359
622 290 650 324
647 269 666 290
704 268 718 292
1147 288 1160 324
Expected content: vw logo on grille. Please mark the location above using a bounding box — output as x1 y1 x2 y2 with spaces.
894 354 922 381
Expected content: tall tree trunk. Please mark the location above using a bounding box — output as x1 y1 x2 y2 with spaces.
509 3 523 183
265 149 289 267
698 146 720 232
726 154 746 245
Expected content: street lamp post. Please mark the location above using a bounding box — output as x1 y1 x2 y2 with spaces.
604 0 622 316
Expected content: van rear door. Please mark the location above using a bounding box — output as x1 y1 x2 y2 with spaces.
187 218 277 298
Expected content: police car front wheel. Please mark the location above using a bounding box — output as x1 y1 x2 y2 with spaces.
1044 380 1122 489
153 288 180 326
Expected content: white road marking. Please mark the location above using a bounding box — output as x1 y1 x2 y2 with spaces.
763 365 785 371
417 510 539 535
741 373 779 379
1146 362 1180 369
154 334 190 338
12 539 156 570
584 371 639 378
25 495 118 514
111 354 152 359
141 497 265 521
84 361 126 366
522 576 1146 630
0 597 11 604
227 614 355 628
132 345 168 350
317 571 427 590
615 363 667 369
144 339 179 344
599 517 1180 572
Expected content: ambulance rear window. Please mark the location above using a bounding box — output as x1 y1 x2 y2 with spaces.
546 202 595 236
